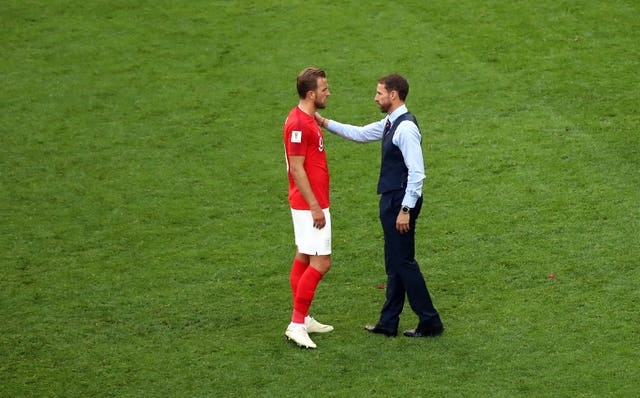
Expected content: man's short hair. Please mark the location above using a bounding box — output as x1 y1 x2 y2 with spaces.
297 67 326 99
379 74 409 101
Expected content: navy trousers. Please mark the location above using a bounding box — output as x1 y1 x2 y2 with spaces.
378 190 441 330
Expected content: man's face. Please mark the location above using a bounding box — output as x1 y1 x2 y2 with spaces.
313 77 330 109
374 83 392 113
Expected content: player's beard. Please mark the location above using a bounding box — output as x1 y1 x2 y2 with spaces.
315 98 326 109
378 101 390 113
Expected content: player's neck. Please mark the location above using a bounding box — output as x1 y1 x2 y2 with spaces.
297 101 315 116
387 101 405 115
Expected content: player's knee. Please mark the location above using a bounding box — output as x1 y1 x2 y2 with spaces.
311 256 331 275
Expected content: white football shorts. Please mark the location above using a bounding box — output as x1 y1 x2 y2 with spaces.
291 208 332 256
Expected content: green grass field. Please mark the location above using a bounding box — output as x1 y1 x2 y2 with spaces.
2 1 639 397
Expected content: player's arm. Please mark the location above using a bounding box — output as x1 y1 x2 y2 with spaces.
394 122 425 234
314 112 383 142
288 155 326 229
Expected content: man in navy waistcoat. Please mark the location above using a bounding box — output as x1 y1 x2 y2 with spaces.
316 74 444 338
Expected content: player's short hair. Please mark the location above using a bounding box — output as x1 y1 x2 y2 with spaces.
297 67 326 99
379 74 409 101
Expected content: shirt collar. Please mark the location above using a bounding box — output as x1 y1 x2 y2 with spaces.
388 104 408 124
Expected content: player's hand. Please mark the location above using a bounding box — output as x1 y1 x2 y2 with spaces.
314 112 324 126
396 212 410 234
312 207 326 229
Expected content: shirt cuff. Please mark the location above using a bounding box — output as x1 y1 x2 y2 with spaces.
401 193 420 208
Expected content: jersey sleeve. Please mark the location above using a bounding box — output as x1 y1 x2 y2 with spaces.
285 119 308 157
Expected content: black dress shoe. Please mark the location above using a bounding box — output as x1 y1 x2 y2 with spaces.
364 324 397 337
403 325 444 338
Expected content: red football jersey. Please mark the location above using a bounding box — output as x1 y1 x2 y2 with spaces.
284 106 330 210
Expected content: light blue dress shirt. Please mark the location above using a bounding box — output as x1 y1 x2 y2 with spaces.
325 105 426 208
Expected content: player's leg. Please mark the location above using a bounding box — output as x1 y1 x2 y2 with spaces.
290 251 310 303
286 209 333 348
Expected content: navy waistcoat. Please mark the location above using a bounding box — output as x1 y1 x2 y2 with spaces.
377 112 420 195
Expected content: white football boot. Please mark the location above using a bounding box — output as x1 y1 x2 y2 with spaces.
305 316 334 334
285 323 317 349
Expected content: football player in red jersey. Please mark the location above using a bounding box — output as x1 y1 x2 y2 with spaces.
282 67 334 349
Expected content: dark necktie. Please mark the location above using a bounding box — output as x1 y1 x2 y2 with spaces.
383 119 391 137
